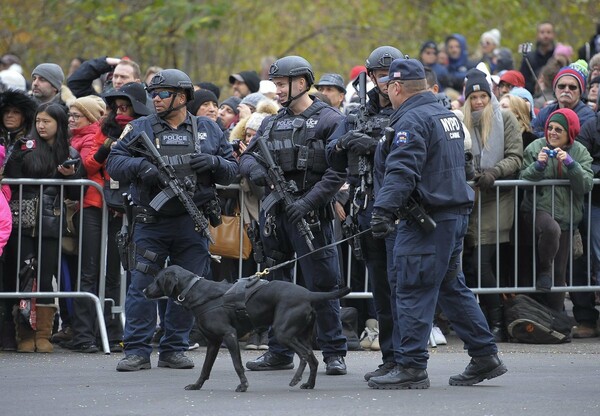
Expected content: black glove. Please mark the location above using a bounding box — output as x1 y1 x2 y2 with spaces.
286 198 314 225
475 169 498 192
138 160 160 187
248 165 269 186
337 130 362 150
370 210 396 239
190 153 219 174
346 132 376 155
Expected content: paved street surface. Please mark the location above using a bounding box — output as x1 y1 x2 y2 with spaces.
1 335 598 416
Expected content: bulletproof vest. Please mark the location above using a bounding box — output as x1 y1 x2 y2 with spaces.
346 106 393 176
149 117 200 215
267 100 329 192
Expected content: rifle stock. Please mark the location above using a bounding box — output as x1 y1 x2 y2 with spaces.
127 131 215 244
254 136 315 251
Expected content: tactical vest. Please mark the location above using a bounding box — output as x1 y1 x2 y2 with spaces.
265 100 329 193
346 107 393 176
149 116 201 215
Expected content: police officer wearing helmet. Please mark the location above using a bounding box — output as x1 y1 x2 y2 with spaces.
239 55 348 375
326 46 403 381
366 58 506 389
107 69 239 372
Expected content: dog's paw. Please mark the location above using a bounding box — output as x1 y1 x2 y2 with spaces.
289 376 301 387
184 384 201 390
300 382 315 390
235 383 248 392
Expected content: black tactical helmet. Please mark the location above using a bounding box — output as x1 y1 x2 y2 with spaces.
146 69 194 101
269 56 315 86
365 46 404 72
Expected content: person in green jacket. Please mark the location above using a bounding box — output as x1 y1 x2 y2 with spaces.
520 108 593 312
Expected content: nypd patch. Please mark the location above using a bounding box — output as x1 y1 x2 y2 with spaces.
394 131 409 146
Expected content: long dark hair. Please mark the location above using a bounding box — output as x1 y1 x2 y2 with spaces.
22 102 70 178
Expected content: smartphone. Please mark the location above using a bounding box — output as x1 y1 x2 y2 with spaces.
61 158 80 168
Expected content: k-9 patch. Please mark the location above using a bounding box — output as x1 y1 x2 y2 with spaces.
394 131 409 146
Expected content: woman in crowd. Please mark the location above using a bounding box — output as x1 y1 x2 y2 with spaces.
4 102 84 353
520 109 593 312
461 68 523 342
70 83 151 353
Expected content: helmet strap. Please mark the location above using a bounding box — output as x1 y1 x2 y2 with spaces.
281 77 308 107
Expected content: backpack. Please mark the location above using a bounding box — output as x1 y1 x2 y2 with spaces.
504 295 574 344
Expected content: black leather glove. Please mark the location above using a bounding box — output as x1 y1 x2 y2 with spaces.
286 198 314 225
248 165 269 186
370 210 396 239
138 160 160 187
190 153 219 174
346 132 376 155
475 169 498 192
338 130 363 150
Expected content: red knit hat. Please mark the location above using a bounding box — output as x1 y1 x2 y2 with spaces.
349 65 366 81
553 67 586 93
545 108 580 145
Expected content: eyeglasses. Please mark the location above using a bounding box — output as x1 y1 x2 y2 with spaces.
556 84 578 91
498 81 513 89
67 113 83 120
151 90 176 99
115 104 131 112
547 125 565 134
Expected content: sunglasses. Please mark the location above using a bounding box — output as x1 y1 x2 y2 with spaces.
151 90 177 99
547 125 565 134
115 104 131 112
556 84 578 91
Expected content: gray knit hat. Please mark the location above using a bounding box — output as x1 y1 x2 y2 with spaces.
31 63 65 91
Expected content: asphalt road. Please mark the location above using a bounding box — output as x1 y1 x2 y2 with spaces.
1 335 598 416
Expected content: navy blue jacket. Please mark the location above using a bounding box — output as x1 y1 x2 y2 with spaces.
107 113 238 211
532 100 595 138
373 91 473 216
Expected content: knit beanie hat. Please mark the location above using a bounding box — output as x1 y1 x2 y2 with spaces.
481 29 501 46
553 64 587 94
546 108 580 145
31 63 65 91
240 92 267 110
70 95 106 123
220 96 241 115
0 69 26 91
187 89 218 115
464 68 491 98
246 112 268 132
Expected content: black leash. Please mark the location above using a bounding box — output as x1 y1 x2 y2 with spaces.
254 227 372 278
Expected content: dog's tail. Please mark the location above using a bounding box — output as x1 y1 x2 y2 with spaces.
308 286 352 303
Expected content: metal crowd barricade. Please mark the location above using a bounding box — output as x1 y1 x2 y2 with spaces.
340 178 600 297
1 178 112 354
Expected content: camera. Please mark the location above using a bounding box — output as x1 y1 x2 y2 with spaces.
231 139 241 153
543 148 558 158
518 42 533 55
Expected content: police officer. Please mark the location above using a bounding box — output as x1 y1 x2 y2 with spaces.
326 46 403 381
367 59 507 389
239 56 348 375
107 69 239 372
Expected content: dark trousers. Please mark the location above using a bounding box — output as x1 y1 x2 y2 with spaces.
260 209 347 359
71 207 123 346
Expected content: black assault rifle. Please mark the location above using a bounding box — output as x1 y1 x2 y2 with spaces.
127 131 214 244
350 71 377 209
254 136 315 251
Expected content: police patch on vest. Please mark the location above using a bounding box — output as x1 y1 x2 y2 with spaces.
160 133 190 146
438 115 462 140
394 131 409 145
197 132 207 141
306 118 318 129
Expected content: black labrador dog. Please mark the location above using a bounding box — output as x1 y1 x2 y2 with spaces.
143 265 350 392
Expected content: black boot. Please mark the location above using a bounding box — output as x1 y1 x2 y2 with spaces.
488 306 507 342
449 354 507 386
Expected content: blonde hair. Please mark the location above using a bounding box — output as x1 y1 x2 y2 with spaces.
463 96 494 148
504 95 532 133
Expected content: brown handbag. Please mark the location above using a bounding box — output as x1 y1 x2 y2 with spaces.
209 212 252 260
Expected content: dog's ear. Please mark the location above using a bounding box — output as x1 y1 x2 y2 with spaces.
157 269 179 297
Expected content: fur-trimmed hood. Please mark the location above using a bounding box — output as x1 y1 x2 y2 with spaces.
229 99 279 143
0 89 38 133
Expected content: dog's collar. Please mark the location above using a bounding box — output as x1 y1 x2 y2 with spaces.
177 276 202 303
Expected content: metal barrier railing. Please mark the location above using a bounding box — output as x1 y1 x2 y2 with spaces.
1 178 111 354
